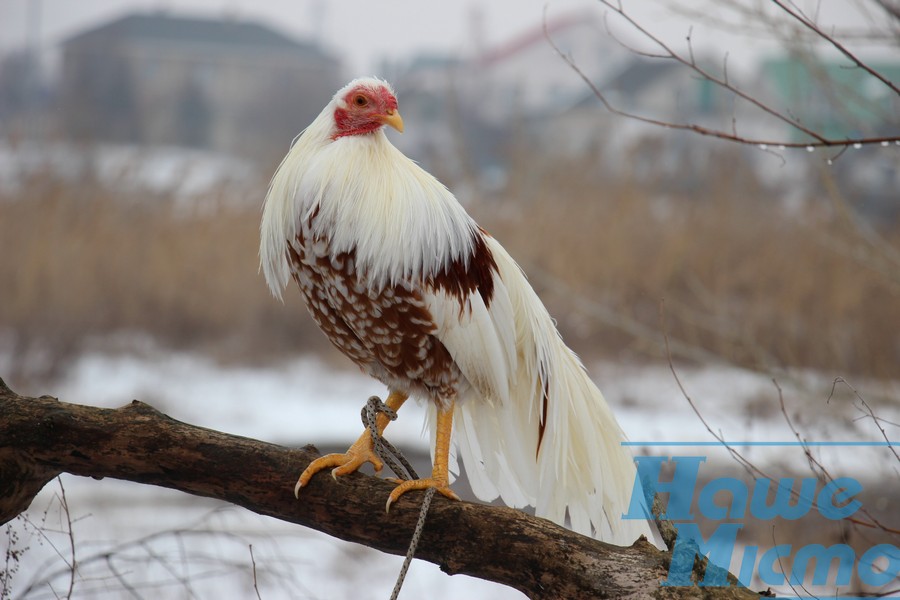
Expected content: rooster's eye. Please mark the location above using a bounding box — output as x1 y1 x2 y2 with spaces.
354 95 368 107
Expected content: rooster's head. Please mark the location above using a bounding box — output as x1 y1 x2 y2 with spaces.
332 78 403 139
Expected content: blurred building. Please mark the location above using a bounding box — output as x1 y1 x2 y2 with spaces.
757 56 900 143
390 11 636 187
388 11 734 190
60 12 342 163
470 11 632 125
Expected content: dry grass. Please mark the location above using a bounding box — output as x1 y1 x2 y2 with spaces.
1 145 898 380
476 145 900 379
0 169 325 378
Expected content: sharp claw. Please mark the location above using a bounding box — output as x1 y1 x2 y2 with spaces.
385 478 459 512
294 444 382 497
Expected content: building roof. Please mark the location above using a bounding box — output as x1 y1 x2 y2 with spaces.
604 59 679 95
568 58 679 110
406 53 461 71
63 12 324 55
477 10 596 67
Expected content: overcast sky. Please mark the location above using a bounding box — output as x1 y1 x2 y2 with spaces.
0 0 889 76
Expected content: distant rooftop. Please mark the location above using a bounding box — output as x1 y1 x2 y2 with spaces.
63 12 323 54
477 10 596 66
407 54 461 70
603 60 678 95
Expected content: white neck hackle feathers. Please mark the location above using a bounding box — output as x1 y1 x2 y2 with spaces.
260 77 478 300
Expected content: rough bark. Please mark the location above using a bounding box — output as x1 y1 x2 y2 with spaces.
0 377 757 599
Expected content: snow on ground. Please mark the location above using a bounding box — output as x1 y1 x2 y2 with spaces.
0 141 260 201
596 360 900 474
3 347 898 599
27 345 900 470
50 347 426 449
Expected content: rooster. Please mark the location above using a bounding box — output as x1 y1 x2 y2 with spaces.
260 77 651 544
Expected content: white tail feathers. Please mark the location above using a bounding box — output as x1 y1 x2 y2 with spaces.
428 237 654 545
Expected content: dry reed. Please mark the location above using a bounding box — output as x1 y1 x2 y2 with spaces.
1 146 898 380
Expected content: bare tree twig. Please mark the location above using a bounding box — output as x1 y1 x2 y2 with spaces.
870 0 900 24
659 306 762 478
659 0 900 42
659 303 900 538
15 509 269 598
545 1 900 149
249 544 262 600
601 0 833 143
829 377 900 465
57 478 76 600
770 0 900 96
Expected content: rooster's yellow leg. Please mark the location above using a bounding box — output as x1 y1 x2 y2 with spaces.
294 390 408 497
385 400 460 512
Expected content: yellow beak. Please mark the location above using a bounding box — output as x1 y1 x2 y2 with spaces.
380 109 404 133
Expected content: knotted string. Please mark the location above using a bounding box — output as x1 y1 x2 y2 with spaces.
361 396 435 600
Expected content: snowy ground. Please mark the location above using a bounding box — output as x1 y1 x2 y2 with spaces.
0 141 260 202
2 345 898 599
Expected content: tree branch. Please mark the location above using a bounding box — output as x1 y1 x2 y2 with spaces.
769 0 900 96
547 0 900 149
0 377 757 599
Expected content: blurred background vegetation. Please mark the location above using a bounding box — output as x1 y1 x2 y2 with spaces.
0 2 898 384
2 137 898 382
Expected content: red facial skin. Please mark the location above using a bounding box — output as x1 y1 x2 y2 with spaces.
333 85 399 139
